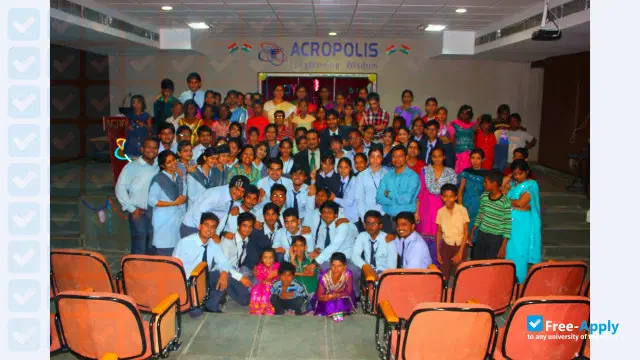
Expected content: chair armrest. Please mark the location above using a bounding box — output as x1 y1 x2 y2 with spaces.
116 271 124 294
100 353 118 360
362 264 377 282
428 264 438 270
379 300 399 324
152 293 180 315
151 293 181 355
190 262 207 278
82 287 94 292
467 298 479 304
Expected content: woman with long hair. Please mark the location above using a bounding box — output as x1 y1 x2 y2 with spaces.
228 145 261 185
394 89 422 128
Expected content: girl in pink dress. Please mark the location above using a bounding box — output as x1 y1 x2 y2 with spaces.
448 105 476 174
249 248 281 315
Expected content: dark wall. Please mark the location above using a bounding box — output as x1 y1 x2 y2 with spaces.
537 52 590 173
50 45 110 163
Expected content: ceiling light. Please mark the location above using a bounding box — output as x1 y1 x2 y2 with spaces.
161 6 172 11
456 8 467 13
425 24 446 32
188 22 210 30
329 32 337 36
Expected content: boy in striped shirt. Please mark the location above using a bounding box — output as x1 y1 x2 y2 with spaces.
469 171 512 260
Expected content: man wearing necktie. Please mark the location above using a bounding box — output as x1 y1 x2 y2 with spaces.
349 210 398 297
394 212 432 269
178 72 205 108
304 201 359 275
319 109 350 155
425 119 456 168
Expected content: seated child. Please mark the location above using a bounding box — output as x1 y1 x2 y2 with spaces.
270 262 310 315
289 236 319 295
436 184 470 283
311 252 356 322
249 248 280 315
469 171 512 260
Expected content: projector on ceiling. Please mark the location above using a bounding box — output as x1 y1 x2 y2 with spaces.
532 28 562 41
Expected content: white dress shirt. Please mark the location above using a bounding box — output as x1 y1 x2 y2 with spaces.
272 226 313 261
192 143 210 163
355 167 388 221
314 221 358 265
226 233 251 281
287 184 311 220
256 175 294 208
334 176 359 223
115 157 159 213
182 185 240 228
351 231 397 272
172 233 230 277
217 206 259 235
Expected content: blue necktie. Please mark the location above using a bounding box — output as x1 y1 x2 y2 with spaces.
221 200 234 233
238 241 247 268
201 244 208 264
293 191 300 214
398 239 405 269
340 181 346 197
324 226 331 248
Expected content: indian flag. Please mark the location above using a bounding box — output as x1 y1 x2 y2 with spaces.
242 43 252 53
385 45 396 55
228 43 238 53
400 44 411 55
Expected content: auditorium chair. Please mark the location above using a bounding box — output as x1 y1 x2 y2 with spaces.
51 249 121 294
518 260 588 298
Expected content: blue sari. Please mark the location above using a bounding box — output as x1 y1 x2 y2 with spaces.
506 179 542 283
459 168 486 234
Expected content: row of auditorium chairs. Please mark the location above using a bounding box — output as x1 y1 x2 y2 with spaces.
50 249 212 359
359 260 590 360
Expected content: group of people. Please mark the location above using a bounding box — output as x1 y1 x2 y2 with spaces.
115 72 541 321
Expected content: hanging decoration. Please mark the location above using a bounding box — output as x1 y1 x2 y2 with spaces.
80 196 128 236
368 74 377 83
258 72 267 81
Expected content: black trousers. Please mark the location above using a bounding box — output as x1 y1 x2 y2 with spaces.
270 294 307 315
206 270 250 312
471 230 504 260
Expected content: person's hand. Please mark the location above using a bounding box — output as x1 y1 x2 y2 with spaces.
308 184 316 196
452 251 464 265
287 246 295 260
188 164 197 173
384 190 390 198
216 272 228 291
329 193 336 201
440 136 450 144
259 189 266 202
303 263 316 274
269 269 279 280
223 232 234 240
310 169 317 180
308 251 318 260
240 277 253 288
275 246 286 254
303 267 314 276
335 218 349 226
301 226 311 235
211 234 221 243
230 206 240 216
255 221 264 230
466 236 474 247
173 195 187 205
437 253 443 265
131 208 143 220
385 233 396 243
176 169 185 178
281 291 294 300
498 241 507 259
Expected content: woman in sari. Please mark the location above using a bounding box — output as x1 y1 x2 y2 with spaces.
312 252 356 322
394 89 422 128
458 149 487 235
505 159 541 283
148 150 187 255
417 147 457 265
228 145 261 185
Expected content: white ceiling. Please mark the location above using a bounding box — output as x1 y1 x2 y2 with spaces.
93 0 546 37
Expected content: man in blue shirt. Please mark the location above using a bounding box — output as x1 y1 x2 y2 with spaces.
115 137 159 254
181 175 249 237
376 145 420 234
395 212 432 269
178 72 205 108
228 90 248 126
172 212 231 317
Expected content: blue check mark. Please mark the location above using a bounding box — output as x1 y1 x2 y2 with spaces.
527 315 544 332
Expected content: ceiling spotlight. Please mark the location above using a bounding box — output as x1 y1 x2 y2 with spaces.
161 6 173 11
425 24 446 32
329 32 337 36
188 22 210 30
456 8 467 13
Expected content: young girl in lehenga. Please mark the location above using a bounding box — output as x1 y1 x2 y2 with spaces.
249 248 281 315
505 160 542 283
312 252 356 322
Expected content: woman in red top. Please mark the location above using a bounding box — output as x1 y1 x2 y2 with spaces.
475 114 497 170
406 139 426 174
313 106 327 132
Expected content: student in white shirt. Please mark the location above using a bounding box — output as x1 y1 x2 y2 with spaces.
273 208 312 262
331 158 359 224
255 183 288 227
192 126 213 162
355 147 388 228
287 164 312 223
256 158 294 208
218 185 260 237
157 122 178 153
350 210 398 297
172 212 231 316
207 212 255 312
302 187 346 238
330 135 354 171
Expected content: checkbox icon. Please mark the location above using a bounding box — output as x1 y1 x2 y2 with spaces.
8 8 40 41
9 125 41 157
8 202 41 236
8 86 40 119
8 47 40 80
527 315 544 332
8 163 40 196
8 241 40 274
9 279 40 312
8 318 40 352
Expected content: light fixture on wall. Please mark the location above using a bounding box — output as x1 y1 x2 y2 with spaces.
425 24 446 32
188 22 210 29
329 32 337 36
455 8 467 13
161 6 173 11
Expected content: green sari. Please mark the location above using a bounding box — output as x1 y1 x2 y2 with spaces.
293 257 318 295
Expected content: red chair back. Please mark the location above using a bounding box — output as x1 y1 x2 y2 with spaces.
521 261 587 297
450 260 516 314
374 269 444 320
501 296 590 360
120 255 191 312
402 302 495 360
51 249 116 293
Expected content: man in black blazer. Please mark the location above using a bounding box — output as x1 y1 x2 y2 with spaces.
319 109 351 155
314 153 342 196
424 119 456 168
293 129 322 183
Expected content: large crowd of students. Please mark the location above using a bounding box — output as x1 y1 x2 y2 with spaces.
115 72 541 321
